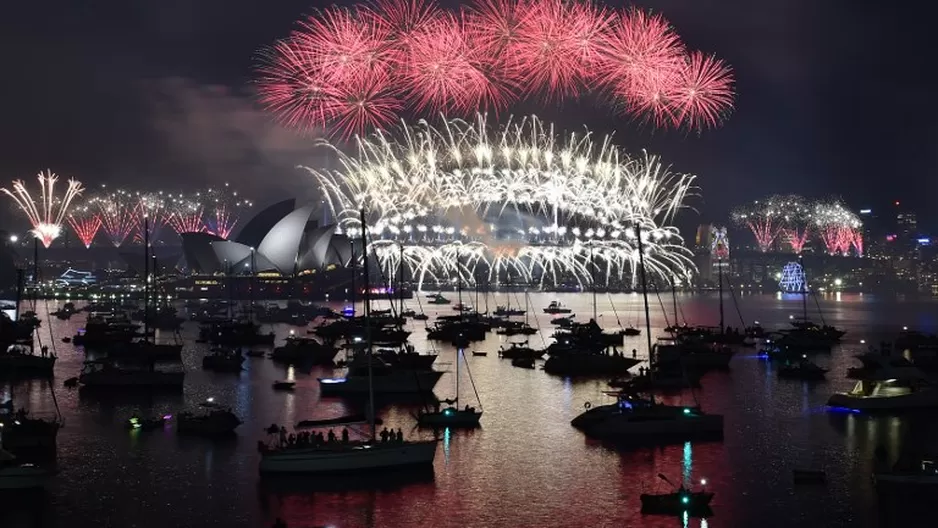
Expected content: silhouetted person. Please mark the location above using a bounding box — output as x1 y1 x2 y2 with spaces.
327 429 336 443
279 426 287 447
380 428 389 442
341 428 349 443
396 428 403 442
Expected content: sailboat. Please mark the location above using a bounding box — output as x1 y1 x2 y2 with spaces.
571 223 724 443
0 271 55 377
0 449 51 490
417 349 482 428
260 209 437 475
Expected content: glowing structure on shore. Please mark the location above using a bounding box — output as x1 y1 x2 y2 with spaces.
67 206 102 248
304 114 696 288
201 183 252 239
91 190 136 247
710 226 729 260
814 200 861 256
1 171 84 248
779 261 805 293
257 0 735 138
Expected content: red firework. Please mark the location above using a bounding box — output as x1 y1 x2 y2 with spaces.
852 231 864 257
68 211 102 248
256 39 339 132
93 193 136 247
667 51 735 132
784 227 810 254
168 206 206 234
294 7 397 84
819 225 855 256
363 0 440 49
330 70 404 138
596 9 684 126
512 0 609 99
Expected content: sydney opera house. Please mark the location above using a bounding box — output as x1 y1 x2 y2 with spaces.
173 199 359 300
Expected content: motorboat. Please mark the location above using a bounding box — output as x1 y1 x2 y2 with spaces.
571 393 723 443
543 350 640 377
0 451 51 490
375 344 437 370
177 400 242 435
0 344 56 376
318 357 443 395
777 357 827 380
653 340 734 370
495 321 538 336
790 319 845 342
202 348 245 372
847 350 914 379
875 458 938 488
493 306 525 317
498 342 545 360
828 367 938 411
511 357 536 369
273 381 296 391
543 301 572 314
640 481 714 517
619 326 641 337
78 360 184 388
106 341 183 362
0 410 61 453
126 414 169 431
270 336 337 365
427 293 451 305
200 320 275 346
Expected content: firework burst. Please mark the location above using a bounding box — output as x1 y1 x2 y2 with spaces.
814 200 861 256
2 170 84 248
91 190 137 247
732 197 788 253
167 198 206 234
201 183 252 239
67 205 102 248
257 0 735 138
303 114 696 289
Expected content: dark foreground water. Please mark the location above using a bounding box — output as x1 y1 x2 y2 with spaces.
3 292 938 528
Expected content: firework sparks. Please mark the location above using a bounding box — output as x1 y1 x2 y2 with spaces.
202 183 252 239
814 200 861 256
2 171 84 248
167 198 206 234
67 206 102 248
91 190 137 247
257 0 735 137
302 114 696 289
732 198 785 253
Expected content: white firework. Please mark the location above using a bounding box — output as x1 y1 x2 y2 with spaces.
303 114 696 288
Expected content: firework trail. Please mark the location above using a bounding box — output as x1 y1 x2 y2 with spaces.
1 170 84 248
202 183 252 239
256 0 735 138
92 190 137 247
133 192 170 244
167 198 206 234
67 206 102 248
302 114 696 289
814 200 861 256
732 199 785 253
852 231 864 257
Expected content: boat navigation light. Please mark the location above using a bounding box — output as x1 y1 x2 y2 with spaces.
289 329 295 335
207 397 215 403
682 408 691 415
444 409 453 416
860 339 866 344
700 479 707 486
681 496 689 504
353 336 362 343
903 326 908 331
789 315 794 320
754 321 759 325
802 354 807 359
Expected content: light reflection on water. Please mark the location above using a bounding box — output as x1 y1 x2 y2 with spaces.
2 292 938 527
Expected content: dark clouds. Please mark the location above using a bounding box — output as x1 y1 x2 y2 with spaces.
2 0 938 227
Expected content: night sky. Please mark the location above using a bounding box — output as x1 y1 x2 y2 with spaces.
2 0 936 229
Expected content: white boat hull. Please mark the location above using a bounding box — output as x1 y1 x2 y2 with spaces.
259 440 437 474
0 466 50 490
828 390 938 410
318 371 443 394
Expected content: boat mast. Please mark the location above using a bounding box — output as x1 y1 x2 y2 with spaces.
590 242 597 321
32 237 38 289
635 223 653 370
399 243 405 317
14 269 23 322
359 209 376 442
799 255 808 321
718 256 724 334
143 215 149 345
671 275 679 330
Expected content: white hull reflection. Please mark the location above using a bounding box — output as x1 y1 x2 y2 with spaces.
259 440 438 474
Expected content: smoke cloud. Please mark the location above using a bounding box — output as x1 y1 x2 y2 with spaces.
143 77 329 205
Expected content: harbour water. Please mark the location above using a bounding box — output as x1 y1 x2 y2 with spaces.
3 292 938 527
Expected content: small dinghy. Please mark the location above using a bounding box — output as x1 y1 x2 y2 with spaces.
273 381 296 391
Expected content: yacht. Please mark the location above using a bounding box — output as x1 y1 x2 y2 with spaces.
0 410 60 453
270 336 337 365
417 349 482 429
79 360 184 388
106 341 183 361
571 392 723 442
828 367 938 411
653 339 734 370
202 348 245 372
543 301 572 314
847 351 913 379
177 400 242 435
319 357 443 395
427 293 451 305
0 344 56 376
